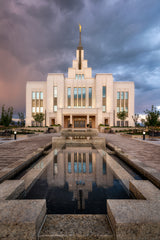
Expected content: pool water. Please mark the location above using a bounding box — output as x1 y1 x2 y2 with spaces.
24 146 132 214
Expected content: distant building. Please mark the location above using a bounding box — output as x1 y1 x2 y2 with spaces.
26 26 134 128
156 106 160 111
137 114 147 126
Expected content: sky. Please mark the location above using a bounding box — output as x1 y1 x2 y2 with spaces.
0 0 160 117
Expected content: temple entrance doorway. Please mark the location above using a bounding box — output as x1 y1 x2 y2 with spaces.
51 118 55 125
105 118 109 126
73 116 87 128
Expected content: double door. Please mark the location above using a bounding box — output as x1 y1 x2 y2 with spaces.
74 120 85 128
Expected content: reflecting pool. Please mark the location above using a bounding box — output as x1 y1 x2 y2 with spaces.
25 146 131 214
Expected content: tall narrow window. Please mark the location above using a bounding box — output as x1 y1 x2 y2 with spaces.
78 153 81 173
117 92 120 114
125 121 128 127
125 92 128 99
117 121 120 126
54 87 57 97
40 92 43 99
74 88 77 107
117 92 120 99
121 121 124 127
32 100 36 107
121 92 124 99
53 87 57 112
68 153 71 173
32 92 36 99
103 159 106 174
78 88 81 107
83 153 86 173
36 92 39 99
74 153 77 173
121 92 124 111
40 98 43 108
102 86 106 112
82 88 86 107
89 87 92 107
125 92 129 116
68 88 71 108
89 153 92 173
103 86 106 98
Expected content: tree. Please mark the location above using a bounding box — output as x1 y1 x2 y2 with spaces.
141 118 146 127
117 111 127 121
132 114 139 127
33 113 45 126
144 105 160 127
157 121 160 127
18 112 25 127
0 105 13 127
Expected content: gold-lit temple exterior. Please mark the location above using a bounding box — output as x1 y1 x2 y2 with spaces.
26 28 134 127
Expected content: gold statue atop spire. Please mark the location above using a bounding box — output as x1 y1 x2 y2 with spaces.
79 24 81 32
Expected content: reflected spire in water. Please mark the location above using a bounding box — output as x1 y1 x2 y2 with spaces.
25 146 132 214
46 147 115 212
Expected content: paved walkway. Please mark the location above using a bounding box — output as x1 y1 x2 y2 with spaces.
99 133 160 172
0 133 59 171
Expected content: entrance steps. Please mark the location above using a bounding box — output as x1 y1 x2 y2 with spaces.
39 214 114 240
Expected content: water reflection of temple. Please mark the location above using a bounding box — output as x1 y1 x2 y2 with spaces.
45 147 113 210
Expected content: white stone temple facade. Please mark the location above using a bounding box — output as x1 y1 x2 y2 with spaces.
26 27 134 128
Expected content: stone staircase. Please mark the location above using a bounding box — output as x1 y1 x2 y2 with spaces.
39 214 114 240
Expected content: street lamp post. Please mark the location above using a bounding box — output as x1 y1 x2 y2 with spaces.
14 131 17 140
143 131 146 140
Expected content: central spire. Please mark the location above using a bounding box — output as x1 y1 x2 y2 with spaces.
77 24 83 70
77 24 83 50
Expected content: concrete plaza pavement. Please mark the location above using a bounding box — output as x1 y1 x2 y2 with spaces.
100 133 160 172
0 133 59 172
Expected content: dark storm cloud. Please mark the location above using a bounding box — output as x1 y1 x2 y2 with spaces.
0 0 160 116
54 0 85 12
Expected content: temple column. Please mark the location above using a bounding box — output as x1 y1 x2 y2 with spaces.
70 114 72 125
87 114 89 125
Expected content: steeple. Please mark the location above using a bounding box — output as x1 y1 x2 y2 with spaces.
77 24 83 69
77 24 83 50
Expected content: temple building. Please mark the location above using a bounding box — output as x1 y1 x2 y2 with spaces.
26 26 134 128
